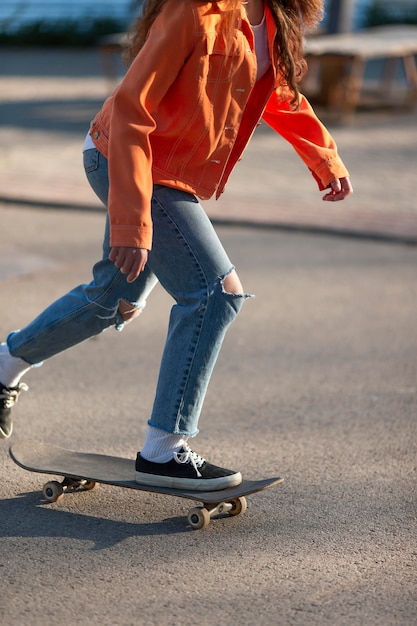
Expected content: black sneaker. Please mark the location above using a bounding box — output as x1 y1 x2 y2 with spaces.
135 444 242 491
0 382 28 439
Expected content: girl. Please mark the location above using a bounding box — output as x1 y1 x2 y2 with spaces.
0 0 352 490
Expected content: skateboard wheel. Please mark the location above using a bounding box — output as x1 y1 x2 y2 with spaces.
187 506 211 530
83 480 96 491
42 480 64 503
228 496 247 517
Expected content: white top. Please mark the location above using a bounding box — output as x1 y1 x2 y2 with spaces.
252 13 271 81
83 131 95 151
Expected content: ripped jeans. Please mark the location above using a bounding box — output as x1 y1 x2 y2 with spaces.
7 148 251 436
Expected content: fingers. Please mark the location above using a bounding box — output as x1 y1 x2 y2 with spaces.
322 177 353 202
109 247 149 283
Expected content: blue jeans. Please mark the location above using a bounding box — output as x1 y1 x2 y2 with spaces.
7 149 250 436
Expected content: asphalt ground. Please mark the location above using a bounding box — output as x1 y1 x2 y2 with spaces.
0 47 416 625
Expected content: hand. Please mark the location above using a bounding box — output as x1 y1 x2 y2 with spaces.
322 177 353 202
109 247 148 283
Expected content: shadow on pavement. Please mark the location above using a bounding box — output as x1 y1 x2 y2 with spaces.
0 491 190 548
0 98 105 134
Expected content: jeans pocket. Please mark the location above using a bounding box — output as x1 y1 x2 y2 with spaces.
83 148 99 173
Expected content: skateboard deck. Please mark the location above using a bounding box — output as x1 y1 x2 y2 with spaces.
9 441 284 529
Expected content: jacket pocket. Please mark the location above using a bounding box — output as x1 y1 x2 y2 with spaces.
198 32 242 83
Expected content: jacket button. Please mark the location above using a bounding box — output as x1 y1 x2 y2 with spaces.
93 131 99 139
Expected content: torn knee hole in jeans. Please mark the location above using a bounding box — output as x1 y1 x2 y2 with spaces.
118 299 143 322
221 268 246 296
86 296 143 331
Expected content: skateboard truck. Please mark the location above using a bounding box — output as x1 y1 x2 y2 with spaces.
42 476 96 503
188 496 247 530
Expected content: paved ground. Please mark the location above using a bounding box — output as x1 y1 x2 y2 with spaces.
0 48 416 626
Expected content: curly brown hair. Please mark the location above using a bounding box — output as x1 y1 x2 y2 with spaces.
123 0 324 106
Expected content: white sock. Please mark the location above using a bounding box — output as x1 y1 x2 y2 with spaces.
140 426 187 464
0 343 32 388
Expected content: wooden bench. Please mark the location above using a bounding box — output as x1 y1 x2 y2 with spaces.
302 26 417 119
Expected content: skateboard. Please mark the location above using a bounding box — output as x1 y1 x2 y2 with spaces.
9 441 284 530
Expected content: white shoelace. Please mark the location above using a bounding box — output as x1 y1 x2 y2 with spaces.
0 382 28 408
173 444 206 478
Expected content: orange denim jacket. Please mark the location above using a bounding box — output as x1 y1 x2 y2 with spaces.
90 0 349 250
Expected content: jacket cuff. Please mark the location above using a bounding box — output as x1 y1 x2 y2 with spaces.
110 225 153 251
312 158 350 190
